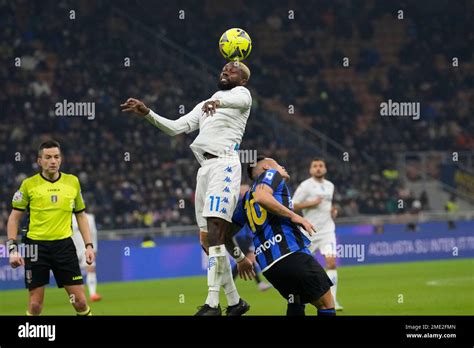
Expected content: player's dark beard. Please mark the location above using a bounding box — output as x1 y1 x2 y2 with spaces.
217 80 237 90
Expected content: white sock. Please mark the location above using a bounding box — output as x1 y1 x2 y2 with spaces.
326 269 338 303
221 256 240 306
205 245 226 308
87 271 97 296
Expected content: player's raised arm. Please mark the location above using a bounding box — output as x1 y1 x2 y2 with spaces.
120 97 200 136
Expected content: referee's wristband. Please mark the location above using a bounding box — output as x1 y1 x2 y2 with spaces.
85 243 94 249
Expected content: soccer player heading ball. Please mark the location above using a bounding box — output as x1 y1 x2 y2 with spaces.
121 61 254 316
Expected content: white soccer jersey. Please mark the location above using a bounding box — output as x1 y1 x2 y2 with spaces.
293 178 335 234
145 86 252 164
71 213 98 267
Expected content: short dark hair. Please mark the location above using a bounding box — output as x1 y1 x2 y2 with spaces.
311 158 326 164
38 140 61 156
247 155 267 180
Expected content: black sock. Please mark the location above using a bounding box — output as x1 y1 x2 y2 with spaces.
253 263 262 284
287 303 306 316
318 308 336 316
232 263 238 280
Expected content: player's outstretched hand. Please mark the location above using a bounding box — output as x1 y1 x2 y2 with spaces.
120 98 150 117
85 248 96 265
237 257 255 281
201 100 220 116
291 214 316 236
9 251 24 269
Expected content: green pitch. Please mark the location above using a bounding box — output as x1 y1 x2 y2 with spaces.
1 258 472 315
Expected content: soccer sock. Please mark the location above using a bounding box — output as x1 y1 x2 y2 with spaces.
221 254 240 306
326 269 338 303
318 308 336 316
286 303 306 316
253 263 262 284
232 263 238 280
87 271 97 296
205 245 226 308
76 305 92 316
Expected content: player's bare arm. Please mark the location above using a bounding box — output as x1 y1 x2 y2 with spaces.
253 184 316 235
224 225 255 280
120 98 150 116
7 209 25 268
331 205 338 219
293 196 323 211
75 211 96 265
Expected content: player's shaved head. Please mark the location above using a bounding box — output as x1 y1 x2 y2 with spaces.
248 156 290 181
218 61 251 90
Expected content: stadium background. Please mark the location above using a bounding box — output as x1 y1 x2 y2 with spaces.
0 0 473 315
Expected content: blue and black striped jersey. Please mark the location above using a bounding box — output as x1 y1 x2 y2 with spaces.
232 169 311 271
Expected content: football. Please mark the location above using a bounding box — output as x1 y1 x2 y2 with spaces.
218 28 252 61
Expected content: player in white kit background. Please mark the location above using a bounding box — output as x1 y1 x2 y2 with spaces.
71 212 101 302
120 61 255 316
293 159 343 311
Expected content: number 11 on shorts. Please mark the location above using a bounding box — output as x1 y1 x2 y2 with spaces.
209 195 221 212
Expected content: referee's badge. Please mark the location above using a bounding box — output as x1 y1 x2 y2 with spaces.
51 195 58 203
12 191 23 202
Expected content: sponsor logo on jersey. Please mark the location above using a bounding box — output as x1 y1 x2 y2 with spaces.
255 234 283 255
51 195 58 203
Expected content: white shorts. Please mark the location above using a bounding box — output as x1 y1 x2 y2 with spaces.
195 156 241 232
303 230 337 256
71 231 97 268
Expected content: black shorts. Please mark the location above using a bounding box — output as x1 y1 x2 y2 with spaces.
263 251 333 304
24 237 83 290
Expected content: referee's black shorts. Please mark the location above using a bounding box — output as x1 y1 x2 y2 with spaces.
24 237 83 290
263 251 333 304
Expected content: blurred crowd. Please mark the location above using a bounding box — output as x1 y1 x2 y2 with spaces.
0 0 472 230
